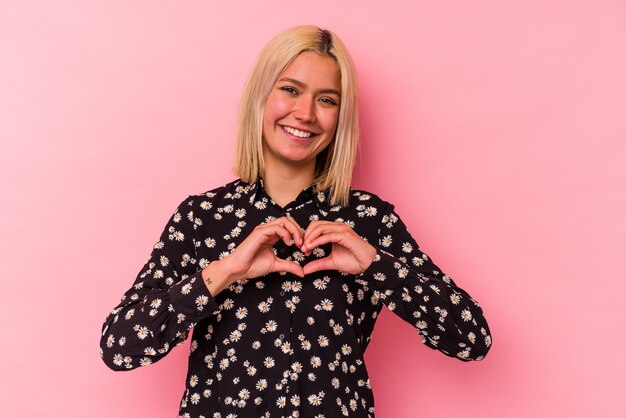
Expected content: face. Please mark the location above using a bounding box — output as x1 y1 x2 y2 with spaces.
262 51 341 172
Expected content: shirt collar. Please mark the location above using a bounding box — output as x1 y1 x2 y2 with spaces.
242 177 331 214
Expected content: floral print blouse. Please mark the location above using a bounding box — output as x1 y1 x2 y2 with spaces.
100 178 492 418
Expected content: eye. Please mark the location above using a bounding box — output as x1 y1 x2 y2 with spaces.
280 86 298 95
320 97 338 106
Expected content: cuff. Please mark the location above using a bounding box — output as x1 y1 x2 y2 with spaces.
168 270 221 322
356 247 405 291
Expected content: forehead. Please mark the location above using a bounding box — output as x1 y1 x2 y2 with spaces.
277 51 340 92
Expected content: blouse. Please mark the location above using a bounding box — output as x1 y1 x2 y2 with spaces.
100 178 492 418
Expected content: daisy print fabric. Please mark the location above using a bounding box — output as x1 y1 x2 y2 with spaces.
100 178 492 418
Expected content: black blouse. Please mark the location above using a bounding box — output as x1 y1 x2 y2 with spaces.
100 178 492 418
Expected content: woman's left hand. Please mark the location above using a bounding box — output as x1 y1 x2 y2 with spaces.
301 220 377 275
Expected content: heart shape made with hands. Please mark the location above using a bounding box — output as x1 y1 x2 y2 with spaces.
271 220 377 277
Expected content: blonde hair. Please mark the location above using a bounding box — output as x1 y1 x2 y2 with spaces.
233 25 359 207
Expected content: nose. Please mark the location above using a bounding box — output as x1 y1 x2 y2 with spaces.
294 97 316 123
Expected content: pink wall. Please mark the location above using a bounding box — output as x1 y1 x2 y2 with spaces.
1 1 624 417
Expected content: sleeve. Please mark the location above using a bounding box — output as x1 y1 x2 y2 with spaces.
99 196 220 371
356 203 492 361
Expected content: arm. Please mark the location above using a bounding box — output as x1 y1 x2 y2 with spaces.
356 203 492 361
99 196 221 371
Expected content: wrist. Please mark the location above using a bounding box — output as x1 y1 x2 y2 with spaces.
201 259 239 297
361 244 378 273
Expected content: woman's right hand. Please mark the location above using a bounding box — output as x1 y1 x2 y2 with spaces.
210 216 305 291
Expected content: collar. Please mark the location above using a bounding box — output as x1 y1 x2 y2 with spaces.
241 177 332 215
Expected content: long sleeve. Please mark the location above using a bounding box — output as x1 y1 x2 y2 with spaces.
99 196 220 371
356 203 492 361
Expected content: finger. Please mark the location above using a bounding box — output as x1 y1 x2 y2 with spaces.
303 220 330 242
285 215 305 245
303 221 331 247
303 257 337 275
305 232 347 250
259 224 293 247
303 224 346 251
266 217 302 246
271 258 305 278
280 216 304 246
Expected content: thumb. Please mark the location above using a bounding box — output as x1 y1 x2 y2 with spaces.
303 257 337 275
270 258 305 278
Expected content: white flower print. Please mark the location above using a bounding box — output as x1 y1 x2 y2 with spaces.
307 391 325 406
256 379 268 390
461 309 473 321
412 256 424 266
180 282 193 294
310 356 322 368
265 320 277 332
373 272 386 282
332 324 344 336
258 301 271 313
195 295 209 310
318 335 329 347
315 299 333 311
136 326 149 340
235 307 248 319
313 278 329 290
113 354 123 366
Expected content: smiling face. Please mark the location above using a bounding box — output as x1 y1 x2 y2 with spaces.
262 51 341 174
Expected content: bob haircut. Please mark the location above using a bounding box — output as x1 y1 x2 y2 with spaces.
233 25 359 207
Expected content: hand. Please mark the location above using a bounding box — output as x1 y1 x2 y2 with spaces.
301 221 377 275
221 216 305 284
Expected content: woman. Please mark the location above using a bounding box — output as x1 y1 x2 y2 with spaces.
100 25 492 418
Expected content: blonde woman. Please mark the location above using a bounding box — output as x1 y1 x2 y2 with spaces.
100 25 492 418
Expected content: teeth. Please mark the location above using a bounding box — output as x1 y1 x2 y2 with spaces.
283 126 313 138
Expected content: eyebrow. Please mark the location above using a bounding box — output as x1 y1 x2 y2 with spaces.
277 77 341 97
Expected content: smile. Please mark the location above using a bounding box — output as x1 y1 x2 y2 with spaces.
281 125 317 139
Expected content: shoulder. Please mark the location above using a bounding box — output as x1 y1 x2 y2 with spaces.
346 187 395 216
184 178 255 209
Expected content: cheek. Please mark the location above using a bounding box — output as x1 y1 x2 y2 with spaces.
264 94 290 124
321 111 340 136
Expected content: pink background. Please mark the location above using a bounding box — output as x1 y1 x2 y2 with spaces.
1 1 625 417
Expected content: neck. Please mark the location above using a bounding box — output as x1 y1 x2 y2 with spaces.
262 157 316 208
